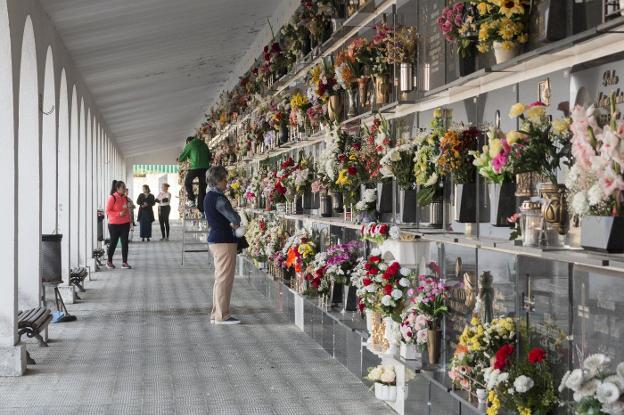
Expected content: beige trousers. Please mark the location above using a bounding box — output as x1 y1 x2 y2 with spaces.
209 243 238 321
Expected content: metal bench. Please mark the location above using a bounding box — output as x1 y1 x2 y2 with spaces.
69 267 89 293
18 307 53 365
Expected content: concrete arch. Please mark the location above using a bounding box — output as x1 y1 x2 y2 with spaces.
41 45 56 234
17 16 41 309
57 69 70 279
69 86 78 268
0 0 19 351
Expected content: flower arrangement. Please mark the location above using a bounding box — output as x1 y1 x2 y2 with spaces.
437 2 478 57
299 0 334 45
355 188 377 215
437 125 481 184
448 316 516 392
290 90 312 127
259 41 287 84
412 264 450 321
386 26 419 64
246 217 270 263
346 37 373 78
368 23 394 76
471 127 514 184
334 49 356 90
484 344 558 415
359 222 390 244
414 108 449 206
559 354 624 415
380 142 417 189
305 240 362 295
281 229 316 273
399 308 428 350
474 0 530 54
566 98 624 217
367 364 396 386
307 57 340 103
350 249 416 321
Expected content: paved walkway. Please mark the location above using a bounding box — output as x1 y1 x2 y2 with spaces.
0 224 389 415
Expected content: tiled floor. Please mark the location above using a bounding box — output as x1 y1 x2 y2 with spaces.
0 224 389 415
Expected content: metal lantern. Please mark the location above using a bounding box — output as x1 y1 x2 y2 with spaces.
400 62 414 92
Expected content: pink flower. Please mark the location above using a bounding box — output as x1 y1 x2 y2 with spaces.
491 153 508 174
599 165 624 198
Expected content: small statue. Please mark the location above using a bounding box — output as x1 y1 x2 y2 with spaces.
475 271 494 324
463 272 477 310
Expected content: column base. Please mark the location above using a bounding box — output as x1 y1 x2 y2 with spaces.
58 285 76 304
0 345 26 376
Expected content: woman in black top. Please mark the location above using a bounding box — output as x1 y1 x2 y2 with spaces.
137 185 155 242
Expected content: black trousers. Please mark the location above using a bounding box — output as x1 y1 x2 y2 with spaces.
108 222 130 263
184 168 207 212
159 205 171 238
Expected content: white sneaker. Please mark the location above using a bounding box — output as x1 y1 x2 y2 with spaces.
214 317 240 325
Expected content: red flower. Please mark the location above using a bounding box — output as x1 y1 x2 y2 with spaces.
339 154 347 163
369 255 382 263
347 166 357 176
367 266 379 275
353 143 361 151
494 344 514 370
528 347 546 365
305 273 313 281
384 285 393 295
358 301 366 313
379 224 389 234
312 278 321 289
362 277 372 286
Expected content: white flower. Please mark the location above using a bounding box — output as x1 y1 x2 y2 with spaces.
566 368 585 392
603 401 624 415
587 183 605 206
389 225 401 240
400 267 411 277
364 189 377 203
507 388 515 395
424 172 438 187
390 149 402 162
391 289 403 300
572 191 589 216
398 278 410 287
605 375 624 392
597 382 621 404
559 370 571 393
573 379 601 403
370 248 382 256
380 365 396 384
365 284 377 293
585 354 612 374
381 295 393 306
355 201 367 211
368 366 383 381
513 375 534 393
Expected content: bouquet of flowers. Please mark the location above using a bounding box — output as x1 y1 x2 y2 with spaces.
437 2 478 57
355 188 378 215
484 344 558 415
346 37 373 78
290 90 312 127
470 127 514 184
448 316 516 392
474 0 530 54
299 0 334 44
380 142 417 189
566 97 624 217
386 26 419 64
359 222 390 244
437 125 481 184
559 354 624 415
282 229 316 273
412 268 450 321
306 240 362 295
366 364 396 386
307 57 341 103
399 308 429 350
350 249 416 321
414 108 449 206
369 23 394 76
335 49 356 90
246 217 269 262
259 41 287 84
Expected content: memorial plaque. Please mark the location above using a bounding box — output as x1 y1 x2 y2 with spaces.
419 0 447 90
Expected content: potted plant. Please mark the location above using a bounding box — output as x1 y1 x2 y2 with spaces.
367 364 397 401
437 2 479 76
567 97 624 252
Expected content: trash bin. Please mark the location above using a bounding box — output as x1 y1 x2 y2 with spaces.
97 209 105 241
41 234 63 284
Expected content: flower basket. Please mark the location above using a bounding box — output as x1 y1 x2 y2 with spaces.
374 383 397 401
581 216 624 253
400 343 421 360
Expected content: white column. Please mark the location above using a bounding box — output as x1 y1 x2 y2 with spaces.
0 0 26 375
69 89 79 268
86 113 93 268
78 103 86 266
57 72 71 290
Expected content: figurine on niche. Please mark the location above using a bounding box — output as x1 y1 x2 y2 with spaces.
474 271 494 324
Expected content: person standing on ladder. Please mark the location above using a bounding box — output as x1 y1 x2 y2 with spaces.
178 135 211 214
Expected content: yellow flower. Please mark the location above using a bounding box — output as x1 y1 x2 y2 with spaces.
517 33 528 44
433 108 443 118
497 17 516 41
349 154 357 161
488 138 503 158
509 102 525 118
552 118 570 135
477 2 492 15
231 181 240 191
499 0 525 17
336 169 351 186
506 130 525 145
477 42 490 53
478 22 491 42
527 105 546 123
501 40 516 50
517 406 531 415
470 316 480 326
487 391 501 415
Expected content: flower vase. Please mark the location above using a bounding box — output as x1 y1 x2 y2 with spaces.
581 216 624 253
346 86 357 118
400 62 414 92
476 388 487 406
457 43 477 77
489 182 516 226
341 284 350 314
538 182 568 238
328 94 344 123
294 195 304 214
400 343 421 360
374 74 391 108
515 172 543 198
383 317 399 356
453 183 488 224
333 192 344 214
365 309 375 333
279 121 289 145
429 201 444 228
320 193 332 217
357 77 370 111
493 41 520 64
427 320 441 365
374 383 397 401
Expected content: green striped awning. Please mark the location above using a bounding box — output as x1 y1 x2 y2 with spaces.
133 164 179 175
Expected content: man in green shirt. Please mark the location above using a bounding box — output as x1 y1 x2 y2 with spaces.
178 136 211 212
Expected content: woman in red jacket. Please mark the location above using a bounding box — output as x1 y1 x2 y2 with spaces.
105 180 132 269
